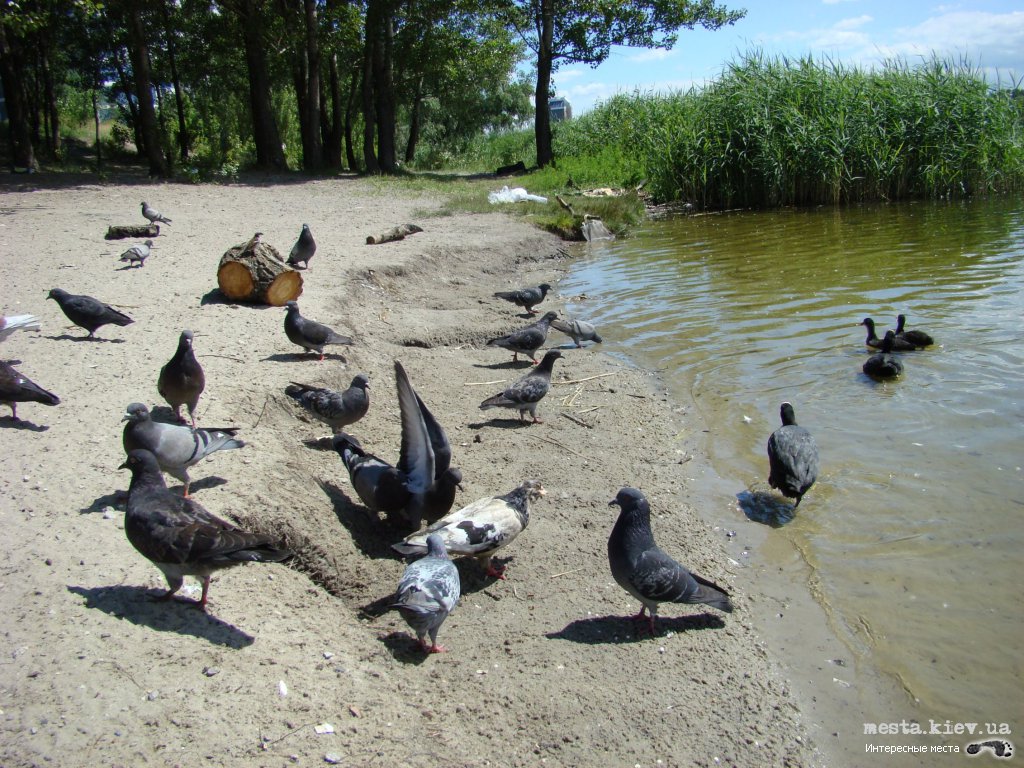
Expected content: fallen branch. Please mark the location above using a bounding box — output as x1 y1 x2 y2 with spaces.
465 379 507 386
253 396 270 429
555 195 575 216
550 567 585 579
554 372 617 386
198 353 245 363
560 412 593 429
105 224 159 240
526 432 587 459
366 223 423 245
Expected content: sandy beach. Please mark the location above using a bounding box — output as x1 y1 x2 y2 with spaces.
0 174 820 767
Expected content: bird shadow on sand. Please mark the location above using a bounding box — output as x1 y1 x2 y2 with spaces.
79 489 126 514
0 416 50 432
45 333 125 343
115 264 145 272
66 585 255 648
546 613 726 645
473 360 536 371
317 479 403 562
736 489 796 527
468 418 536 430
301 436 336 451
186 476 230 494
379 631 432 665
262 352 348 364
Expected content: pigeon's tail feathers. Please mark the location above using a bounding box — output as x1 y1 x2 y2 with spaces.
200 431 245 455
285 382 315 400
108 308 135 327
689 573 734 613
223 543 292 564
391 540 427 556
478 392 512 410
1 314 40 334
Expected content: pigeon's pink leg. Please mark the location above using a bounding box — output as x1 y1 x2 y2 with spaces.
424 641 448 654
197 576 211 611
485 560 507 580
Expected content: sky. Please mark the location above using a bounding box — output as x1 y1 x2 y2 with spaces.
551 1 1024 115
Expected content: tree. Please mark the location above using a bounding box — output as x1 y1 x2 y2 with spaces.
119 0 169 176
500 0 745 167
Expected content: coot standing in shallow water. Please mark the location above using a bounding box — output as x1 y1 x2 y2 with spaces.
863 330 904 379
767 402 820 509
895 314 934 347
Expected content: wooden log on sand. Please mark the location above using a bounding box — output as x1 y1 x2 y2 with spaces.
366 223 423 245
105 224 160 240
217 235 303 306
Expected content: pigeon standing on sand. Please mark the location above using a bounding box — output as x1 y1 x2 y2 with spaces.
284 301 353 360
285 373 370 434
141 201 171 225
0 314 40 342
158 330 205 427
608 487 733 635
122 402 244 497
47 288 134 339
393 480 544 579
287 224 316 269
479 349 562 424
119 449 290 611
486 310 559 363
493 283 551 314
0 360 60 420
119 239 153 268
391 533 460 653
862 330 904 379
766 402 819 509
550 317 603 348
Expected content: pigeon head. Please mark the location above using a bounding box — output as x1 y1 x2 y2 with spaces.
47 288 68 301
122 402 151 423
609 487 647 510
350 373 370 390
441 467 463 491
285 301 299 312
302 224 310 231
425 533 449 559
539 311 558 323
332 431 363 455
140 201 148 208
520 479 545 501
144 239 154 247
780 402 797 426
538 283 552 294
119 448 162 474
179 329 195 347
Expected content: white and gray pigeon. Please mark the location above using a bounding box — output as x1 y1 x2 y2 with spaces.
122 402 244 497
283 301 353 360
285 373 369 434
766 402 820 509
0 314 40 342
119 239 154 268
493 283 551 314
119 449 289 611
486 310 558 363
393 480 544 579
391 533 460 653
479 349 561 424
141 201 171 225
550 317 603 347
608 487 733 635
287 224 316 269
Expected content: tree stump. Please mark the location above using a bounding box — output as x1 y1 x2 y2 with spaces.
106 224 160 240
217 237 303 306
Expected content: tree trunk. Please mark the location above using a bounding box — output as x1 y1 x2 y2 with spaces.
360 15 379 174
160 0 190 162
298 0 323 171
344 70 359 172
111 45 144 154
404 75 423 164
92 86 102 171
534 0 555 169
323 52 343 169
0 25 37 171
124 1 168 177
238 0 287 169
372 1 397 173
153 72 174 174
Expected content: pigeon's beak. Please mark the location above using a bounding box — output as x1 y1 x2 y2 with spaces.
118 459 130 470
608 499 620 507
121 413 131 422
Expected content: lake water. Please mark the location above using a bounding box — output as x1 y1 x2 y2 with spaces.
560 198 1023 753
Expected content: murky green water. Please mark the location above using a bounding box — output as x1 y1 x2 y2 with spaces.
561 198 1023 734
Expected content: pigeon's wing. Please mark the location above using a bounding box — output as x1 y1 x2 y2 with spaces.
396 557 459 615
395 362 434 495
504 372 548 405
0 314 40 342
0 361 60 405
394 496 516 557
415 392 451 477
631 546 732 612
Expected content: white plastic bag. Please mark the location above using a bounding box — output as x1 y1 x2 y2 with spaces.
487 185 548 204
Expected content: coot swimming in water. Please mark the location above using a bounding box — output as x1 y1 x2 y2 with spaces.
862 330 904 379
894 314 934 347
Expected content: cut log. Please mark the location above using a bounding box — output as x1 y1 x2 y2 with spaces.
217 237 303 306
106 224 160 240
365 223 423 245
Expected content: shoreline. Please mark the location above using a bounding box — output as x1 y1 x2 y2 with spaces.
1 175 820 767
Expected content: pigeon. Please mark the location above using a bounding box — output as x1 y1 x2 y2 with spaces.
859 317 917 351
122 402 244 497
894 314 934 347
767 402 820 509
158 330 205 427
141 201 171 225
119 239 153 268
0 314 40 342
333 432 412 519
550 317 603 348
607 487 733 635
47 288 134 339
287 224 316 269
493 283 551 314
863 330 904 379
391 533 460 653
284 301 353 360
393 480 544 579
285 373 370 434
0 360 60 420
479 349 562 423
119 449 290 611
486 311 558 363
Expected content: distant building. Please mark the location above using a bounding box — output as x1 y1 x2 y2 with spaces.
549 97 572 122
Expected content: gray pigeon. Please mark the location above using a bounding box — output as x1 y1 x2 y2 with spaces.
285 373 369 434
493 283 551 314
391 533 460 653
0 360 59 420
859 317 917 351
862 330 903 379
479 349 561 423
767 402 819 509
122 402 244 497
333 433 411 518
486 311 558 363
0 314 40 342
894 314 934 347
119 239 153 268
284 301 353 360
550 317 602 348
141 201 171 225
158 330 205 427
119 449 290 611
608 487 733 635
287 224 316 269
47 288 134 339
